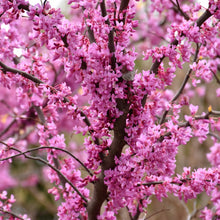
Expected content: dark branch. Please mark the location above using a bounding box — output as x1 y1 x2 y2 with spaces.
170 0 190 20
211 69 220 84
0 143 93 176
0 118 17 138
0 61 43 84
87 99 130 219
0 61 98 145
149 8 212 76
118 0 130 23
0 143 88 203
17 3 29 11
196 9 212 27
100 0 116 69
159 43 200 124
0 208 24 220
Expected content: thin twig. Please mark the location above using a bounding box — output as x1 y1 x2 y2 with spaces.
0 208 24 220
211 69 220 84
208 132 220 141
0 61 100 146
0 119 17 138
0 141 93 176
172 43 200 103
159 43 200 124
100 0 116 69
0 144 88 203
34 106 46 124
126 206 133 220
145 209 170 219
118 0 130 23
149 8 213 77
170 0 190 20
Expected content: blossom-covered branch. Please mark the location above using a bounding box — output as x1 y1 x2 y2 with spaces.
0 142 93 176
0 61 43 84
1 143 88 203
1 0 220 219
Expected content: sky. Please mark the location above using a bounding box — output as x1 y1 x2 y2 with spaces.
29 0 66 9
198 0 209 7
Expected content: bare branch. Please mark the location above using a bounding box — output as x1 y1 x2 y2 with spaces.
0 118 17 138
41 146 92 176
172 43 200 103
0 208 25 220
170 0 190 20
100 0 116 69
145 209 170 219
159 43 201 124
0 143 93 176
0 143 88 203
211 69 220 84
34 106 46 124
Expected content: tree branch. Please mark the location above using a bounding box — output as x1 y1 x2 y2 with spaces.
0 118 17 138
0 208 25 220
34 105 46 124
0 142 93 176
170 0 190 21
100 0 116 69
139 177 220 187
208 132 220 141
196 9 212 27
132 202 141 220
87 99 130 219
149 8 212 76
145 209 170 219
172 43 200 103
0 143 88 203
0 61 43 84
0 61 99 146
118 0 130 23
211 69 220 84
159 43 200 124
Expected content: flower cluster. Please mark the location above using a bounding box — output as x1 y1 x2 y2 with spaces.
0 0 220 219
0 191 30 220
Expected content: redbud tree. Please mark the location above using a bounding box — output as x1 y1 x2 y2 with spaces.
0 0 220 219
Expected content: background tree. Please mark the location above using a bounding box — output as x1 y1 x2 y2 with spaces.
0 0 220 219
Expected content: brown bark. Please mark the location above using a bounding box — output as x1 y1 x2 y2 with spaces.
87 99 130 219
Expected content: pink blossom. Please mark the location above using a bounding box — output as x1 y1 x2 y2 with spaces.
0 0 220 219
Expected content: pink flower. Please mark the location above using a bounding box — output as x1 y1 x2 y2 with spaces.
189 104 198 115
